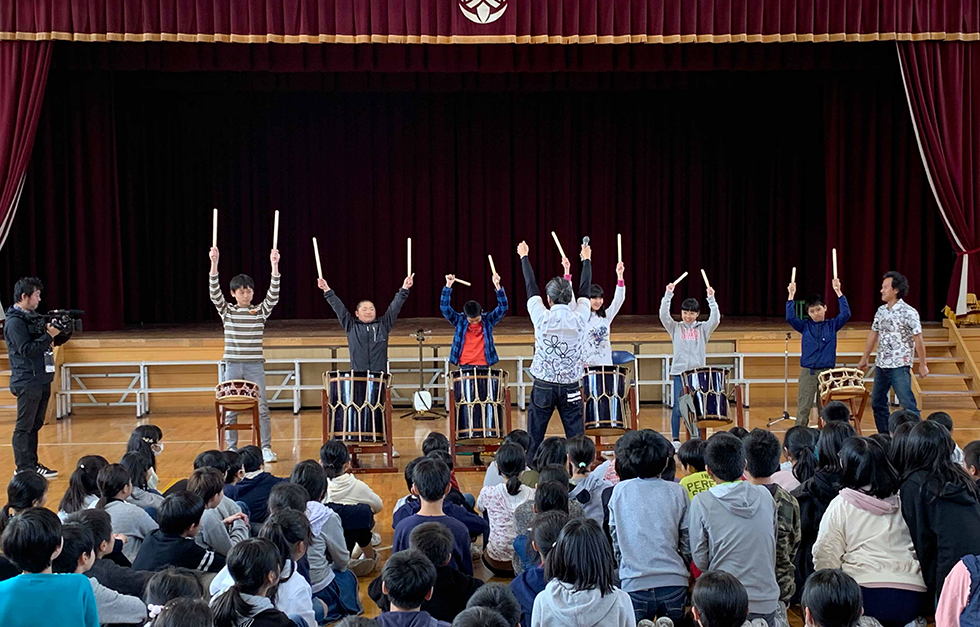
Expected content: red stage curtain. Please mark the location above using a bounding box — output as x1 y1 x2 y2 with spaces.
0 41 51 255
899 41 980 316
2 0 978 45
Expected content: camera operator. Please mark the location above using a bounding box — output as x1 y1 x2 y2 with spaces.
4 277 60 478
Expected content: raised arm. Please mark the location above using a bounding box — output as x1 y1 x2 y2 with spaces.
786 281 804 332
660 287 678 333
258 249 281 319
605 262 627 321
832 278 850 330
208 247 229 317
518 241 539 299
320 279 354 332
704 288 721 337
577 244 593 300
440 275 463 325
486 283 509 326
380 276 412 331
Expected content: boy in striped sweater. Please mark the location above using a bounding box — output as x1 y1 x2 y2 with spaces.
209 246 280 462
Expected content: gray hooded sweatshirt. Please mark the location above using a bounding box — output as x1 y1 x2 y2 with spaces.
688 481 780 615
660 291 721 376
530 580 636 627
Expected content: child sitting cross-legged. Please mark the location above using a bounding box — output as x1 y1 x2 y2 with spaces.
478 443 535 576
375 549 451 627
132 491 225 573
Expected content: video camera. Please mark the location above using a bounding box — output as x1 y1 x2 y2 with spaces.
30 309 84 346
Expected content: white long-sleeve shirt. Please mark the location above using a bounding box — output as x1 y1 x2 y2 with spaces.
327 473 383 514
576 283 626 367
528 298 590 385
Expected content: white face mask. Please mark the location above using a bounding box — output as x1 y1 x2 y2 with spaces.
147 468 160 492
151 442 164 455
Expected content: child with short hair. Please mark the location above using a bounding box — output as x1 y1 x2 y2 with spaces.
678 438 715 500
442 273 508 368
0 508 99 627
928 411 964 464
143 567 206 622
466 582 521 627
394 457 488 538
566 435 610 524
96 463 159 562
691 570 749 627
121 450 165 511
887 409 918 435
66 508 154 598
132 491 225 573
607 429 689 624
210 538 294 627
689 432 780 623
453 607 509 627
166 449 246 521
821 401 852 427
395 458 474 575
801 569 866 627
377 549 451 627
771 427 817 492
223 445 285 525
512 481 575 575
186 467 248 557
58 455 109 520
53 522 148 625
510 511 568 627
965 440 980 480
477 443 535 576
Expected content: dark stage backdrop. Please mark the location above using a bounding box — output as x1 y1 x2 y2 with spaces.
0 43 952 330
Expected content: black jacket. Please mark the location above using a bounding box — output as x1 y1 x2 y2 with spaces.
88 557 154 597
131 529 225 573
324 288 409 372
792 470 840 599
901 469 980 599
368 564 483 623
3 306 54 389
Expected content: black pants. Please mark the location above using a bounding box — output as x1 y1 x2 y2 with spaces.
527 380 583 462
12 383 50 471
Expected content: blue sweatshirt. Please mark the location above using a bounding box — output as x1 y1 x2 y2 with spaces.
0 573 99 627
393 514 474 576
510 565 547 627
392 496 489 537
224 472 286 524
786 296 850 370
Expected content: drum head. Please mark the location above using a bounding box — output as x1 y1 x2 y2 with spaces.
454 436 504 447
585 427 628 437
696 417 733 428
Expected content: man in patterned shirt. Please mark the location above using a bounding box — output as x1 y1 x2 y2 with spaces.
857 271 929 434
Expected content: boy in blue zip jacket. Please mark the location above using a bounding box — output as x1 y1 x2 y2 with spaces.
786 277 850 426
441 273 508 367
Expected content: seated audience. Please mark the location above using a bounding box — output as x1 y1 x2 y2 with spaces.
186 467 248 557
483 430 532 489
565 435 610 524
210 538 295 627
375 549 451 627
132 491 224 573
465 583 521 627
143 567 206 622
678 438 715 500
522 438 566 489
121 451 165 512
96 463 159 563
223 446 285 525
58 455 109 520
771 427 817 493
691 570 749 627
321 440 384 514
802 569 869 627
67 508 154 598
148 597 212 627
478 443 535 576
510 511 568 627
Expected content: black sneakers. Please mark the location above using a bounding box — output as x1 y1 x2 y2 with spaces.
34 463 58 479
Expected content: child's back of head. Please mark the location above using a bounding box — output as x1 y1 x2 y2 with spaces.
783 427 818 484
614 429 671 479
422 432 451 456
532 438 567 473
927 411 954 433
120 450 155 492
158 491 206 536
802 569 863 627
59 455 108 515
289 460 328 503
319 440 350 479
427 449 455 473
239 446 265 474
887 409 919 436
1 507 62 573
503 430 531 458
821 401 852 426
186 467 225 506
144 567 206 609
692 570 749 627
452 607 509 627
268 482 309 515
96 463 132 509
678 438 708 473
382 549 437 611
408 522 453 568
65 508 113 555
0 470 48 535
52 522 95 574
965 440 980 477
259 509 312 573
529 510 568 564
705 433 746 483
494 443 527 496
466 582 521 627
211 538 283 627
743 428 781 480
403 457 424 493
534 481 569 514
544 518 615 596
148 597 213 627
412 457 451 503
566 435 596 475
192 449 230 477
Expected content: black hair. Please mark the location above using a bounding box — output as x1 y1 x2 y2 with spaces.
158 491 206 536
222 450 244 484
704 433 745 483
681 297 701 313
427 449 455 472
545 277 574 305
588 284 608 318
290 460 328 503
1 507 62 573
12 277 43 304
744 428 781 479
692 570 747 627
212 538 282 627
614 455 637 481
422 432 451 456
120 450 155 491
259 509 312 587
65 508 113 550
382 549 437 610
127 425 163 469
927 411 954 433
661 456 677 482
821 401 851 425
802 569 863 627
838 437 898 499
538 464 571 489
966 440 980 472
144 567 206 606
530 510 568 562
319 440 350 479
0 471 48 535
463 301 483 319
804 294 826 310
229 274 255 292
412 457 451 502
889 421 916 473
566 435 596 474
187 467 226 504
408 521 453 568
545 517 615 596
268 483 310 515
466 582 521 627
678 438 708 473
150 597 213 627
59 455 108 515
903 420 980 500
503 430 531 456
52 522 95 574
335 618 380 627
883 271 909 299
614 429 671 479
534 481 570 514
193 449 231 478
784 426 818 484
868 433 892 451
452 607 509 627
495 443 527 496
816 422 857 473
888 409 919 435
532 437 567 473
403 457 423 492
96 463 132 509
728 426 749 440
239 446 265 474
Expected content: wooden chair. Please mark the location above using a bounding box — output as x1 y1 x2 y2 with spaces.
215 381 260 449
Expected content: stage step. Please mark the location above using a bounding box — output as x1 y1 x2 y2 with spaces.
920 389 980 398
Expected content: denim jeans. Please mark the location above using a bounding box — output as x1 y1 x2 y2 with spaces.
628 586 688 623
527 380 584 462
872 366 919 434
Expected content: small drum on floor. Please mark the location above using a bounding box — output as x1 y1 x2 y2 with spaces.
450 367 508 445
215 379 260 411
681 367 733 430
325 371 390 444
818 367 867 402
582 365 631 436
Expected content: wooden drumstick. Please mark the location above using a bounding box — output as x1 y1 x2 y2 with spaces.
551 231 567 259
832 248 838 280
673 271 688 285
313 237 323 280
212 208 218 248
454 278 472 286
617 233 623 263
791 267 796 284
701 269 711 289
407 238 412 276
488 254 498 276
272 210 279 250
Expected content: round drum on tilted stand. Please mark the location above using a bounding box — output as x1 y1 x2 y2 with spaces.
581 365 638 454
680 367 745 440
818 367 869 435
321 370 397 474
448 368 512 471
215 380 260 449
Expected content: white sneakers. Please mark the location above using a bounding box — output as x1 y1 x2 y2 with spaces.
262 447 277 463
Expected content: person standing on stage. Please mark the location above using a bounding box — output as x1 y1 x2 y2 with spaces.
660 279 721 449
518 240 591 461
441 273 507 368
317 274 414 372
857 271 928 434
4 277 61 478
210 247 280 462
786 277 850 426
576 257 626 367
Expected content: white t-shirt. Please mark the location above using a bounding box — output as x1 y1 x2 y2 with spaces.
575 284 626 367
477 483 535 561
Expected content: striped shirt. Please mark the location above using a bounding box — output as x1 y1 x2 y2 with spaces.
209 273 280 362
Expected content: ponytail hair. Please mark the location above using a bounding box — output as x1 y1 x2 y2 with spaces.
0 472 49 535
212 538 282 627
495 443 526 496
259 509 312 585
566 435 595 474
318 440 349 480
59 455 108 515
96 464 132 509
784 427 817 484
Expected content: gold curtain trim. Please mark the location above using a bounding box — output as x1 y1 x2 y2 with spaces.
1 30 978 44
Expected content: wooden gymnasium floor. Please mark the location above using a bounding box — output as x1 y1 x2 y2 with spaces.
1 401 972 624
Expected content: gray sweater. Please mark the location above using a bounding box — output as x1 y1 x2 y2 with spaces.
306 501 351 593
569 472 612 525
660 291 721 375
89 577 147 625
103 500 159 563
688 481 780 615
608 477 691 592
195 507 248 557
127 487 164 511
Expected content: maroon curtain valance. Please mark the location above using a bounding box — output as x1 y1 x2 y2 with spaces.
2 0 979 45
